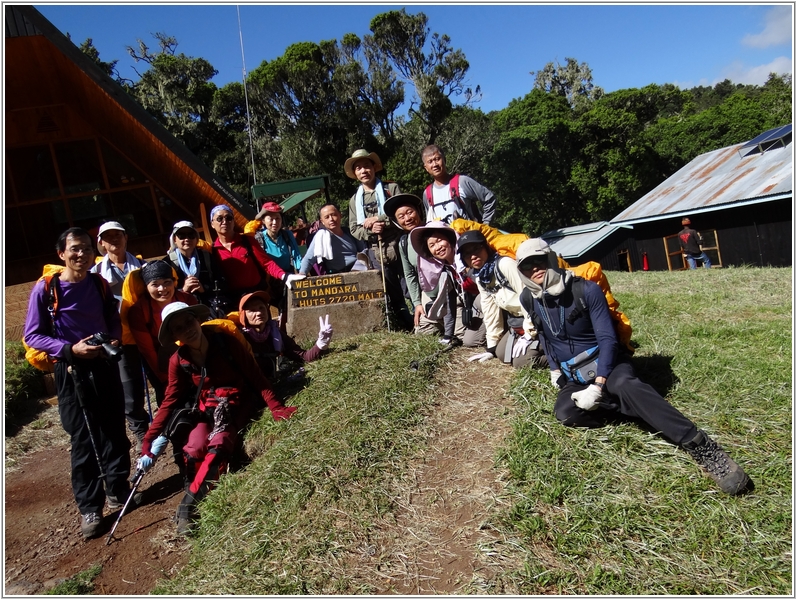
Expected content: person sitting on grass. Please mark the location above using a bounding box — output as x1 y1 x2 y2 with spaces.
237 291 333 382
514 238 753 495
457 230 545 369
409 221 467 347
137 301 298 535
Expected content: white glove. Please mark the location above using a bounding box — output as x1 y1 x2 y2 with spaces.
316 314 333 350
468 351 495 363
571 384 603 411
550 370 563 389
284 273 306 287
511 335 533 359
136 455 153 473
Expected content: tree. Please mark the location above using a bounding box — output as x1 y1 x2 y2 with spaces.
487 90 583 235
126 33 220 162
531 57 604 113
365 9 478 144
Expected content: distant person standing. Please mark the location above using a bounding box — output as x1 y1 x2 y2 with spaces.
678 217 712 269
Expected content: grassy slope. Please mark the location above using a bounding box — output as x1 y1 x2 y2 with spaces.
501 266 792 594
155 266 792 595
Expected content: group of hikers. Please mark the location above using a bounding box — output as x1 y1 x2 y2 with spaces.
24 144 753 541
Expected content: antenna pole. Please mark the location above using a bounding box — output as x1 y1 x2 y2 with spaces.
237 5 258 186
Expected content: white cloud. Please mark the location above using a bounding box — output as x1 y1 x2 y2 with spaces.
716 56 793 85
742 6 792 48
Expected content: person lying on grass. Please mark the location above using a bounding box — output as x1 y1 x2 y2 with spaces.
515 238 753 495
237 290 332 382
136 302 297 535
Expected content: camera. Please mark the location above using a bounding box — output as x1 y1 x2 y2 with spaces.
86 332 124 362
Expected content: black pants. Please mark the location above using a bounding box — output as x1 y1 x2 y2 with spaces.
118 345 150 437
554 358 698 446
54 359 132 514
380 259 414 332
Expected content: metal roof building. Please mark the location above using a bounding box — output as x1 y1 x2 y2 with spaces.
612 125 792 226
547 125 792 271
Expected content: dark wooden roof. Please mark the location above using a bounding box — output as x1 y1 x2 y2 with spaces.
5 5 255 226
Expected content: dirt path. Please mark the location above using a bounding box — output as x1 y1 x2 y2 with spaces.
4 350 524 595
4 401 189 595
361 350 526 594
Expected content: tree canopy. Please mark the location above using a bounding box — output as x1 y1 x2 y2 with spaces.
81 10 792 233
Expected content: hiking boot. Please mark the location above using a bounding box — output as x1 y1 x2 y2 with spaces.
134 431 146 454
175 492 197 536
80 512 103 539
683 430 754 495
107 492 143 513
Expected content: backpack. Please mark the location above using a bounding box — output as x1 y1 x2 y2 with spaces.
452 219 634 353
425 174 470 222
23 267 117 372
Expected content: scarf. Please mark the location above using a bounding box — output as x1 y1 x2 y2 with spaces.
175 250 198 277
474 251 501 289
354 180 387 225
243 319 283 354
521 266 573 300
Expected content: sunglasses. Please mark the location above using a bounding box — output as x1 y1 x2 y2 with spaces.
175 230 197 239
214 215 234 223
519 256 549 270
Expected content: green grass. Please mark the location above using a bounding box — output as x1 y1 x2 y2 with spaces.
151 266 791 595
154 333 446 595
45 564 102 595
499 266 792 594
5 340 47 422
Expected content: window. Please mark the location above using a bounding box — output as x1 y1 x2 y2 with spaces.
54 139 104 195
6 145 60 202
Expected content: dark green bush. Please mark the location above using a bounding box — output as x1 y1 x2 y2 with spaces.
5 340 46 420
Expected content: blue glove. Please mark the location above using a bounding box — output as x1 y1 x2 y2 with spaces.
136 455 153 473
151 435 168 457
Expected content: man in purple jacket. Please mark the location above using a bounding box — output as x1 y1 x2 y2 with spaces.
24 227 137 539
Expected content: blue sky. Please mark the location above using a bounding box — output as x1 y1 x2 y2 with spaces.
34 3 793 114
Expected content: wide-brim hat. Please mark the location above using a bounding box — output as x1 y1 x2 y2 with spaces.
409 221 458 259
255 201 283 221
96 221 126 255
344 149 383 179
158 302 211 346
238 291 272 328
384 193 424 228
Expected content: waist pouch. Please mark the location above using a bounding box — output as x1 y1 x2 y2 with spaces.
200 386 242 413
560 345 600 385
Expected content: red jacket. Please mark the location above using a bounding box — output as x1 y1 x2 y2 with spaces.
213 234 286 294
127 290 197 383
141 329 283 456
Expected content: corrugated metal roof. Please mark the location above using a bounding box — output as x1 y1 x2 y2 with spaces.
541 221 631 260
612 132 792 225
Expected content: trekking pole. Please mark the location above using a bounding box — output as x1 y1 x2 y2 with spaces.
377 234 391 333
68 365 106 479
142 365 153 422
409 341 456 371
105 435 168 546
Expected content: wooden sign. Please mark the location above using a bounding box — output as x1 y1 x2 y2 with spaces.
290 273 384 308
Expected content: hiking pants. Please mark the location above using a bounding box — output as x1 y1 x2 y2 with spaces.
118 345 149 438
554 358 698 446
54 360 132 515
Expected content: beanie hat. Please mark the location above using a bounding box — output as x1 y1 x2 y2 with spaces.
141 260 174 284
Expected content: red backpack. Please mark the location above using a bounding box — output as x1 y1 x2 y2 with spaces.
424 173 462 214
